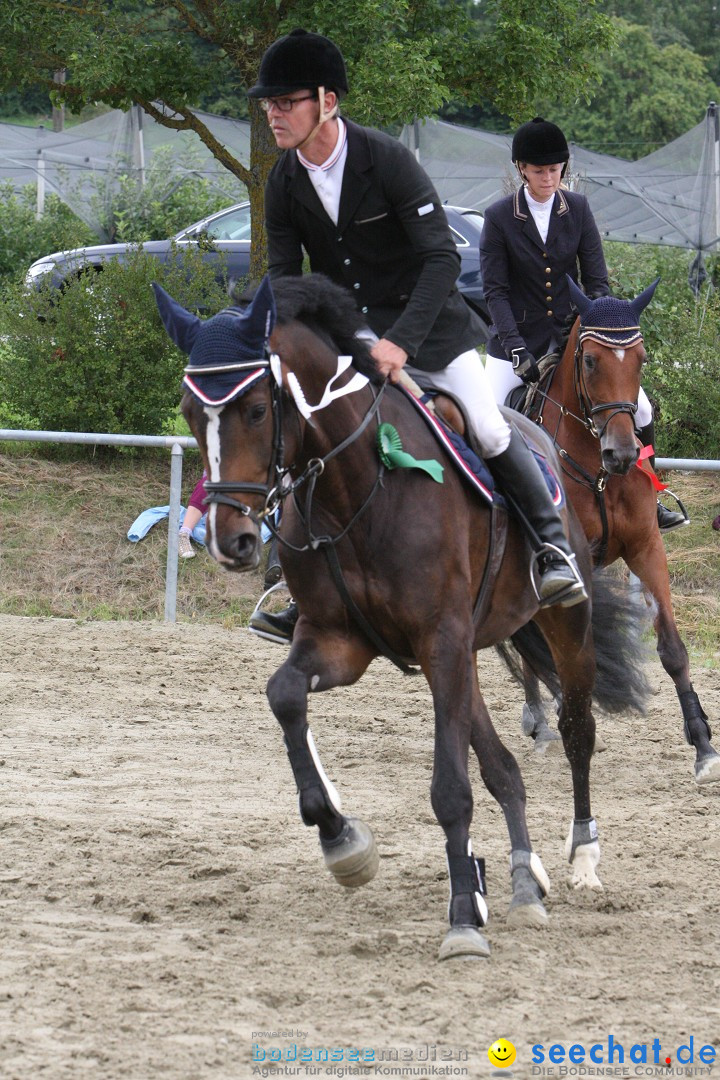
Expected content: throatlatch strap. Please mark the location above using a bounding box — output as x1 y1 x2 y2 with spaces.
568 817 598 861
446 851 487 897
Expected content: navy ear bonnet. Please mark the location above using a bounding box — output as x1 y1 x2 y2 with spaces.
567 276 659 348
153 275 276 405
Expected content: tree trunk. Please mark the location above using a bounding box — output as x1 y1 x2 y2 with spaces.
248 100 280 283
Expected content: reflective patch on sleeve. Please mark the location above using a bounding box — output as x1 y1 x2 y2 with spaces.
417 202 434 216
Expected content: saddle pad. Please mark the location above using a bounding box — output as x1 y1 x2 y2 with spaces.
399 385 563 508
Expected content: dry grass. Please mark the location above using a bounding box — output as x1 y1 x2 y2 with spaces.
0 450 264 624
0 451 718 649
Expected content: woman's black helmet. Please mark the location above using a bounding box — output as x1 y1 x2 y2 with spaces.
248 28 348 99
511 117 569 165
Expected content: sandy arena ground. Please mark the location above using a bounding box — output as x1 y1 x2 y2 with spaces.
0 614 719 1080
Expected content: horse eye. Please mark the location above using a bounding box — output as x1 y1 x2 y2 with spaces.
249 402 267 424
583 352 597 372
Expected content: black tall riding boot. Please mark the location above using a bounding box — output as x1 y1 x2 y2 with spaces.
488 428 587 607
637 421 689 532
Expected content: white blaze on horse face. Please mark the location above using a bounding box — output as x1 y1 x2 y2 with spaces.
203 404 236 566
613 349 626 363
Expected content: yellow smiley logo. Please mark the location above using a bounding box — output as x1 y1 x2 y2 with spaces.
488 1039 517 1068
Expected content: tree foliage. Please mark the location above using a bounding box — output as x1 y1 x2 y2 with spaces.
538 19 719 158
0 0 615 274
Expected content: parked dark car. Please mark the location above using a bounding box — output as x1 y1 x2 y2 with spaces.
25 201 490 337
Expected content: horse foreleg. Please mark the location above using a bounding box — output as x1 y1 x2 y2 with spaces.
521 659 563 752
470 690 551 927
266 629 379 887
536 607 603 891
628 543 720 785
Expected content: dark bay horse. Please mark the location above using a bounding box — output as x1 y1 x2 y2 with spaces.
519 278 719 785
154 273 649 960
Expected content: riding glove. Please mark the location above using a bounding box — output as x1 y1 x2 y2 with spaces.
509 347 540 384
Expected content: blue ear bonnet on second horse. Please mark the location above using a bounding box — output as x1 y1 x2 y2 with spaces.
152 275 277 406
567 276 660 348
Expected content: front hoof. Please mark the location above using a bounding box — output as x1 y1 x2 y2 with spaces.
438 926 491 960
593 731 607 753
569 845 603 891
507 898 548 927
321 817 378 887
695 752 720 785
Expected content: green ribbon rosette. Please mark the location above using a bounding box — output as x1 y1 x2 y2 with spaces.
377 423 444 483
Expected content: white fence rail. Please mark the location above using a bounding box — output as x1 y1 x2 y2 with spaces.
1 428 718 622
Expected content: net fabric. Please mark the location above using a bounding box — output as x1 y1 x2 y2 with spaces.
400 106 720 253
0 105 250 240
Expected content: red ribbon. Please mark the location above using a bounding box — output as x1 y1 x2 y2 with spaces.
636 443 667 492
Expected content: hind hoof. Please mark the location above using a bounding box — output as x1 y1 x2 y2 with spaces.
438 925 491 960
533 729 563 755
507 898 548 927
321 817 378 887
593 731 607 753
695 752 720 785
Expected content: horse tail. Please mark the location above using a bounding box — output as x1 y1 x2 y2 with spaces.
496 569 652 714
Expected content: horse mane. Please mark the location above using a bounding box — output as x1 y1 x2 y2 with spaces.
233 274 383 385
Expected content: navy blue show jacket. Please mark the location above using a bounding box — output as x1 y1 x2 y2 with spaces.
264 118 486 372
479 186 610 360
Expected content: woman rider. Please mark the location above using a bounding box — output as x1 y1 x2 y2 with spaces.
479 116 688 532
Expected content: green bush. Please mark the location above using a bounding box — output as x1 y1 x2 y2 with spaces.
605 242 720 458
0 247 231 435
0 182 95 287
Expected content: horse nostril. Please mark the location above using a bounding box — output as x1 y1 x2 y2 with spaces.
230 532 259 562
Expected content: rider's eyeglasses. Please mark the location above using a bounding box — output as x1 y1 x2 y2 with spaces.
260 95 317 113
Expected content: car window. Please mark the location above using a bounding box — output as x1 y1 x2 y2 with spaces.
204 206 252 241
177 204 252 242
458 211 485 233
448 226 470 249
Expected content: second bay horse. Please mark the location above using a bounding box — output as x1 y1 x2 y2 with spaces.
520 278 719 784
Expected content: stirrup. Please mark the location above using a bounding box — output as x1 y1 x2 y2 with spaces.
248 580 293 642
530 543 587 608
658 489 690 530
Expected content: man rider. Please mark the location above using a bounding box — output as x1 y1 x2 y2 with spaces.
247 30 588 642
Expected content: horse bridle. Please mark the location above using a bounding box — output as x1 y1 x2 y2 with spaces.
200 355 283 526
572 336 639 439
532 333 641 564
201 353 388 544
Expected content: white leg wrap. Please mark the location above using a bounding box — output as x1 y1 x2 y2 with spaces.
565 819 602 890
305 728 342 814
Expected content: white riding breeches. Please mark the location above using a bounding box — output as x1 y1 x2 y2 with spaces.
485 349 653 430
405 349 511 458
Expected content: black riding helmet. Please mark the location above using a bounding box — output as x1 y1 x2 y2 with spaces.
248 28 348 99
512 117 569 167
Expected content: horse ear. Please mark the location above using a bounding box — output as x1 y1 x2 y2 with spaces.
241 274 277 342
565 275 593 317
630 277 660 319
152 282 202 355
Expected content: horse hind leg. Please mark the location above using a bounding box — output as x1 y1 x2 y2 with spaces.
469 688 551 929
531 605 603 891
266 634 379 888
521 659 563 753
426 648 498 960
